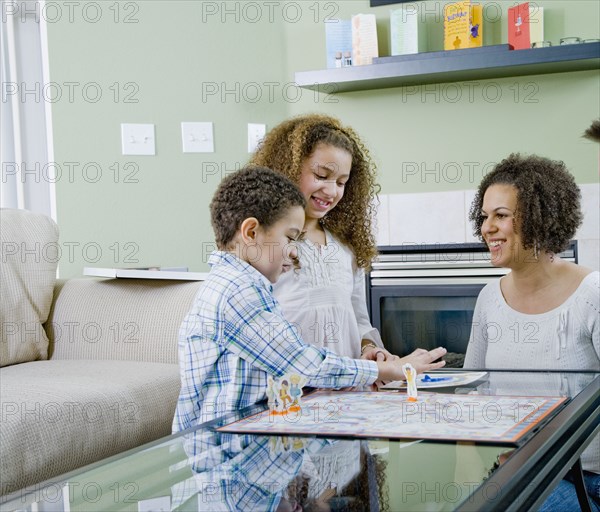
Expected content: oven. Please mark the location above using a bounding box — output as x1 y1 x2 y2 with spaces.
367 242 578 367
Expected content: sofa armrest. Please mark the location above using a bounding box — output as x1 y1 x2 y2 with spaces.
45 278 202 364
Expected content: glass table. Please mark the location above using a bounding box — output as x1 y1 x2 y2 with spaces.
1 370 598 511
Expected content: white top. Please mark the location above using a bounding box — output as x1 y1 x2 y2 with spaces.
301 441 361 501
464 271 599 371
273 230 382 359
464 271 600 472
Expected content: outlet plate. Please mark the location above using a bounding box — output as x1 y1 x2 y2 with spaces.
248 123 266 153
181 122 214 153
121 123 155 155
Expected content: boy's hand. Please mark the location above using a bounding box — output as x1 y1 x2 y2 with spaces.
375 347 447 382
361 346 398 388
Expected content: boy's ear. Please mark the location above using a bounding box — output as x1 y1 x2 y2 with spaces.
239 217 260 243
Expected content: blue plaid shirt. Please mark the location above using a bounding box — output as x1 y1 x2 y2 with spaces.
173 251 378 432
171 430 331 511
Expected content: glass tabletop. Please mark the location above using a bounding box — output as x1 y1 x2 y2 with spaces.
1 370 598 512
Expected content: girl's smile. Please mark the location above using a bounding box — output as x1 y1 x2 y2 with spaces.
297 143 352 227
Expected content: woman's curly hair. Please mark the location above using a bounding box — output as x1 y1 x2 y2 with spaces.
250 114 380 269
468 153 582 254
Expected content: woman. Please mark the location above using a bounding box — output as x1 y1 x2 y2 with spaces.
464 153 599 510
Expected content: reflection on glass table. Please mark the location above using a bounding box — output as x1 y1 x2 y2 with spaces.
0 370 597 512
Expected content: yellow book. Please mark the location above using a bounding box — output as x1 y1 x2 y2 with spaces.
444 1 483 50
469 4 483 48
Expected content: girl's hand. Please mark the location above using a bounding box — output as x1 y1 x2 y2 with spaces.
361 345 395 362
361 345 401 388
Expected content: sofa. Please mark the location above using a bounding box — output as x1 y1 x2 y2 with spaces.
0 208 203 496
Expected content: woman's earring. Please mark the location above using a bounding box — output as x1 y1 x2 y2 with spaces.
533 242 539 260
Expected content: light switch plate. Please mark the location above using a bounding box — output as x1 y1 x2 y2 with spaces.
121 123 155 155
248 123 266 153
181 122 214 153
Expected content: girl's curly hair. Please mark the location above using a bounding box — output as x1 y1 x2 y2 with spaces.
468 153 582 254
286 443 389 512
250 114 380 269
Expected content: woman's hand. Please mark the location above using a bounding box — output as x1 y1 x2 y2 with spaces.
375 347 447 383
399 347 447 374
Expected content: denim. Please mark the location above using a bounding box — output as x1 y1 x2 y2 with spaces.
539 471 600 511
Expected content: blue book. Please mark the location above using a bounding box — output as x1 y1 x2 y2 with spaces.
325 20 352 69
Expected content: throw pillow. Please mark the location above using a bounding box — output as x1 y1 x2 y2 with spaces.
1 208 59 366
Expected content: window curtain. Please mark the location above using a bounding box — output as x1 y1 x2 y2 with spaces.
1 0 56 220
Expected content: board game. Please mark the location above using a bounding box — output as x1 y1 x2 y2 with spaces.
218 390 566 444
381 371 488 390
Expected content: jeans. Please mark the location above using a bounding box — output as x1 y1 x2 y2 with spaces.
539 470 600 511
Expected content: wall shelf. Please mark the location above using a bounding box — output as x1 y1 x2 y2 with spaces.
295 42 600 93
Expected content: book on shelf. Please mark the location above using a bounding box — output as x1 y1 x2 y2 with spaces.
83 266 207 281
390 5 427 56
443 1 483 51
325 19 352 69
508 2 544 50
529 5 544 46
352 13 379 65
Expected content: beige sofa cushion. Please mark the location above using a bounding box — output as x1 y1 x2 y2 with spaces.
47 278 202 363
0 359 180 495
1 209 59 367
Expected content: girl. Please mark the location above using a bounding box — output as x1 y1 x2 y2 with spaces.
251 114 444 366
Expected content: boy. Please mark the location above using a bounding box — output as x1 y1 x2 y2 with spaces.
173 166 445 432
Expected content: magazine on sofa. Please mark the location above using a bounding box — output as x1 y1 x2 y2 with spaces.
83 266 207 281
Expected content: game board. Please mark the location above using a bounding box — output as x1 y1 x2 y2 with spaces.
218 390 566 444
381 371 488 390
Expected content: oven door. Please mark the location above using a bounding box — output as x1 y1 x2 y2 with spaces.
370 283 485 366
368 242 577 367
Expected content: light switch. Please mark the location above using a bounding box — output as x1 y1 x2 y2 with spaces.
181 122 214 153
121 123 155 155
248 123 266 153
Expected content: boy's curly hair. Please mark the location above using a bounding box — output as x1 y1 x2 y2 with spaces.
469 153 582 254
210 165 306 250
250 114 380 269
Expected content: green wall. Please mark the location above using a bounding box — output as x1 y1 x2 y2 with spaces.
283 0 600 193
48 0 290 277
47 1 600 277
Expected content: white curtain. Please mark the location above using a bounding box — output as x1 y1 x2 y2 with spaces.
1 0 56 220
